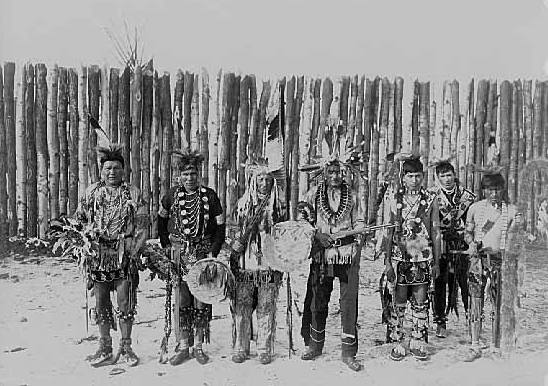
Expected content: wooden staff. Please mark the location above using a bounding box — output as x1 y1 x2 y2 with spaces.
58 67 69 215
68 68 79 215
173 70 184 150
15 64 27 236
419 82 430 184
119 67 131 182
257 80 271 158
191 74 200 152
141 63 153 237
26 63 37 238
237 75 250 197
0 66 6 237
183 71 193 151
291 76 304 219
88 65 100 183
47 64 60 220
160 72 173 197
3 63 17 235
109 68 119 143
151 70 161 237
35 63 48 238
309 78 321 159
131 65 142 188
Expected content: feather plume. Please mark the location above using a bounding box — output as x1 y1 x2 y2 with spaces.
88 114 111 149
428 155 455 169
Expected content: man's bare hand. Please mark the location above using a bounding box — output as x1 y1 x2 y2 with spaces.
315 232 334 248
385 264 396 283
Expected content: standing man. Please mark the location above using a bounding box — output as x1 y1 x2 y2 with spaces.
429 160 475 338
78 143 149 368
384 155 441 361
158 150 226 366
463 169 521 361
299 157 365 372
229 159 286 365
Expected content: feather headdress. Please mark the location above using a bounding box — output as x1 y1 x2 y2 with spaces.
468 163 506 189
428 155 455 169
89 114 125 167
171 149 205 171
298 121 366 181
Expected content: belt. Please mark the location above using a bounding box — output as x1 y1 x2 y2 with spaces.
331 235 357 248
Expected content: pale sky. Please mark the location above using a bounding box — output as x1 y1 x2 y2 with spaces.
1 0 548 82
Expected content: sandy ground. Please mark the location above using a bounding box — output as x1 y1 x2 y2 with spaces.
1 246 547 386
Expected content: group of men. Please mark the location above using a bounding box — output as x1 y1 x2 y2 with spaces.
74 126 522 371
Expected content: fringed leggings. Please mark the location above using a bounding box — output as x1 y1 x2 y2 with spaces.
231 277 281 355
174 281 212 350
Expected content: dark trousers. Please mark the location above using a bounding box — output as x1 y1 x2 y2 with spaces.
434 254 469 325
303 262 359 358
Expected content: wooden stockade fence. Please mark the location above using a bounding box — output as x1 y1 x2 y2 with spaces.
1 61 548 241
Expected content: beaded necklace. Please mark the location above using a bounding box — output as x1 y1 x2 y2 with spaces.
316 180 352 226
172 185 210 238
394 187 432 242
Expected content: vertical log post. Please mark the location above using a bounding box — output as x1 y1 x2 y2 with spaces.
290 76 304 219
499 81 513 197
183 71 193 151
88 65 100 183
26 63 37 238
200 68 210 186
0 66 7 238
68 69 79 215
141 64 153 237
237 75 250 197
3 63 17 235
299 77 313 199
257 80 271 158
173 70 184 151
466 80 475 190
191 74 200 151
309 79 321 159
58 67 69 215
48 65 60 220
523 80 533 231
368 78 380 224
131 66 142 188
119 67 131 182
218 73 232 222
394 77 404 153
151 71 161 237
318 77 333 157
35 63 49 237
15 65 27 236
109 68 119 143
474 80 490 194
160 72 173 197
419 82 430 184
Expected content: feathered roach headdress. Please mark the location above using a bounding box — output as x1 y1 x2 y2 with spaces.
171 149 205 172
89 114 125 167
468 164 506 189
429 155 456 175
298 121 366 181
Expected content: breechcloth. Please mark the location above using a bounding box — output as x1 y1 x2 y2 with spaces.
387 261 430 348
231 269 283 355
434 253 469 324
90 240 139 330
467 251 502 347
308 262 359 358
